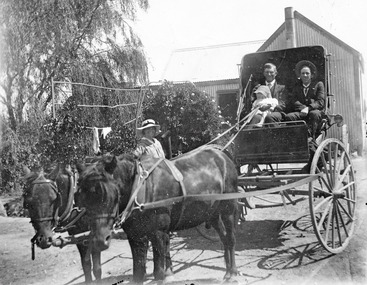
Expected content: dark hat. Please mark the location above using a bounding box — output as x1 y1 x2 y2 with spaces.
295 60 317 78
136 119 160 136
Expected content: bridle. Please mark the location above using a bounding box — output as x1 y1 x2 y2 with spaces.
24 171 86 259
25 178 61 228
82 179 120 226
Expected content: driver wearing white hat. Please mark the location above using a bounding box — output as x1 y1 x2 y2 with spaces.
134 119 165 159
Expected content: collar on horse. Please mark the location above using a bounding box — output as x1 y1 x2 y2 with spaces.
117 157 165 225
116 157 188 227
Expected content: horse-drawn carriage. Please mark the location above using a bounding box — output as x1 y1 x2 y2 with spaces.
23 45 356 283
233 45 355 254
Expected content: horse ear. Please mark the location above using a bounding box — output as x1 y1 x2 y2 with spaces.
104 155 117 174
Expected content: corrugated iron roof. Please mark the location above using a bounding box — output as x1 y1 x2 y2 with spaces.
258 11 364 70
161 40 265 82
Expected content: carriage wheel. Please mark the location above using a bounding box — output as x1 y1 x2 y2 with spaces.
309 138 356 253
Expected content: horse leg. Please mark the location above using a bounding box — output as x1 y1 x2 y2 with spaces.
212 203 239 280
128 235 149 284
165 247 174 277
222 204 239 279
91 249 102 281
76 244 93 283
150 230 170 281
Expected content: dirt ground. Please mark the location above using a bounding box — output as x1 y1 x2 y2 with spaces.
1 156 366 285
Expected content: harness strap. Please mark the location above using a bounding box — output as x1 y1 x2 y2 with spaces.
133 175 319 211
58 170 76 223
54 207 86 233
162 160 187 230
220 107 259 151
118 157 165 225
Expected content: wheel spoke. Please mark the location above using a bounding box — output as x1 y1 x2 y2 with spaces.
336 200 349 238
337 199 355 222
334 164 352 191
331 204 335 248
313 185 332 196
316 198 333 231
320 153 333 188
334 201 342 246
314 196 332 213
318 176 333 192
338 181 356 193
341 196 356 204
323 202 334 244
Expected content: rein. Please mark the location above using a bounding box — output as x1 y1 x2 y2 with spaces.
126 174 319 211
117 157 164 226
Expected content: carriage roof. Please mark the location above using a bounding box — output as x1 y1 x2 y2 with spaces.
239 45 327 96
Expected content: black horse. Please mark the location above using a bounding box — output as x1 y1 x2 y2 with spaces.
22 164 105 283
77 145 239 284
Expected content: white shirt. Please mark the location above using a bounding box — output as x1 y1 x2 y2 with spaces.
266 79 276 90
134 137 165 159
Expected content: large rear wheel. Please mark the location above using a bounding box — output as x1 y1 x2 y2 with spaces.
309 138 356 253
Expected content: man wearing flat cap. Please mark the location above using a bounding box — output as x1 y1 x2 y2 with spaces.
134 119 165 159
285 60 325 139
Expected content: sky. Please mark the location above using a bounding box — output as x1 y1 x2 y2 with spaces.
134 0 367 82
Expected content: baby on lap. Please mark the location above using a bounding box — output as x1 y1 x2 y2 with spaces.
252 85 278 127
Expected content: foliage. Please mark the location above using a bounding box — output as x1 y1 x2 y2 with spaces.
143 81 223 156
0 120 39 194
102 123 137 156
36 115 91 166
0 0 149 194
0 0 149 131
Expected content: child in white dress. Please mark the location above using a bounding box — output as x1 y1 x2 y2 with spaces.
252 85 278 127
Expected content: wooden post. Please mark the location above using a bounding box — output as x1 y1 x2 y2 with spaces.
342 124 349 153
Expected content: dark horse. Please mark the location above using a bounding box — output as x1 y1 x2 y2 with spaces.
22 164 107 283
77 145 239 284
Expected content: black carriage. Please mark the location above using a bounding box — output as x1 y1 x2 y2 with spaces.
231 45 356 254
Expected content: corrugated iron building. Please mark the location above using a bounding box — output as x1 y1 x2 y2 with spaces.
258 8 365 154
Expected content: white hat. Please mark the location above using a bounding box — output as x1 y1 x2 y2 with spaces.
136 119 160 136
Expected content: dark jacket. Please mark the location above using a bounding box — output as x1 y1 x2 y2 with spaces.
252 81 290 112
289 80 325 112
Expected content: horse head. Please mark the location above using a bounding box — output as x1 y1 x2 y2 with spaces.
22 166 60 249
77 156 120 251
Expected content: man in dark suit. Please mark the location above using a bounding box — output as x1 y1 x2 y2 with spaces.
248 63 290 125
285 60 325 139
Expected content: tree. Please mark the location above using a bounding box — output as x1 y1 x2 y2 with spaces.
143 81 223 157
0 0 149 132
0 0 149 194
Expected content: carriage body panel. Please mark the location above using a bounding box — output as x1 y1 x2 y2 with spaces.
234 121 309 165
